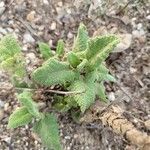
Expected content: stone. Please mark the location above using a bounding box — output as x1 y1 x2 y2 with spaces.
50 22 56 30
144 120 150 130
113 34 132 52
26 11 36 22
43 0 49 5
0 100 4 108
108 92 115 101
67 32 73 39
146 15 150 20
23 32 35 43
0 109 4 120
0 27 7 34
4 103 9 111
0 7 5 15
3 137 11 144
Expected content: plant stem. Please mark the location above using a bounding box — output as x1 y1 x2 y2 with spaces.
0 87 82 95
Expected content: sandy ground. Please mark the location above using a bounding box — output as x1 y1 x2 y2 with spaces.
0 0 149 150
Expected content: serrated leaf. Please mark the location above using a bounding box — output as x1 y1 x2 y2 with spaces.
73 23 89 52
0 35 21 61
17 91 40 118
67 52 80 68
1 54 26 77
33 113 62 150
69 79 96 112
8 107 33 128
32 58 76 86
38 42 53 60
96 82 107 102
86 35 119 67
77 59 88 72
96 72 116 82
56 39 64 57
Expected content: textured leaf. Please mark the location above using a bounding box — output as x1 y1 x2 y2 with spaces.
8 107 33 128
77 59 88 72
32 58 76 86
1 54 26 77
96 72 116 82
73 23 89 52
38 42 53 60
33 113 61 150
17 91 40 118
96 82 107 101
56 39 64 56
69 79 96 112
0 35 21 61
67 52 80 68
86 35 119 67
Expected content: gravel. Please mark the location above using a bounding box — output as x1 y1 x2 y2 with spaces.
0 0 149 149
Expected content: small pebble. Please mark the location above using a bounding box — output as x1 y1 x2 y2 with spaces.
64 136 71 140
4 103 9 111
3 137 11 144
146 15 150 20
0 100 4 108
50 22 56 30
43 0 49 5
0 27 7 34
67 32 73 39
26 11 36 22
0 109 4 120
108 92 115 101
23 32 35 43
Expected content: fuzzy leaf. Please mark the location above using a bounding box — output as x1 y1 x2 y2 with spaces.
96 72 116 82
17 91 40 118
77 59 88 72
69 79 96 112
8 107 33 128
67 52 80 68
0 35 21 61
33 113 62 150
1 54 26 77
86 35 119 67
38 42 53 60
96 82 107 101
73 23 89 52
56 39 64 56
32 58 76 86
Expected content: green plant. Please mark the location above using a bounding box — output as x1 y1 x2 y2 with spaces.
0 23 119 150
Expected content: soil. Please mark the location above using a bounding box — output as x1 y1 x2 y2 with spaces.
0 0 149 150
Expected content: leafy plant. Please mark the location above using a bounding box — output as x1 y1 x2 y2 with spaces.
0 23 119 150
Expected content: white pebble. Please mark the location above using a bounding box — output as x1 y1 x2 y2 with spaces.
146 15 150 20
108 92 115 101
50 22 56 30
23 32 35 43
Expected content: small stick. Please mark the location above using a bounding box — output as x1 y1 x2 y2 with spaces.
0 87 83 95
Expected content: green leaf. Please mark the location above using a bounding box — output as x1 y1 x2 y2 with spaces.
32 58 76 86
96 82 107 102
77 59 88 72
73 23 89 52
8 107 33 128
1 54 26 77
96 71 116 82
69 79 96 112
86 35 119 67
0 35 21 61
56 39 64 57
105 74 116 82
17 91 40 118
67 52 80 68
33 113 62 150
38 42 53 60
